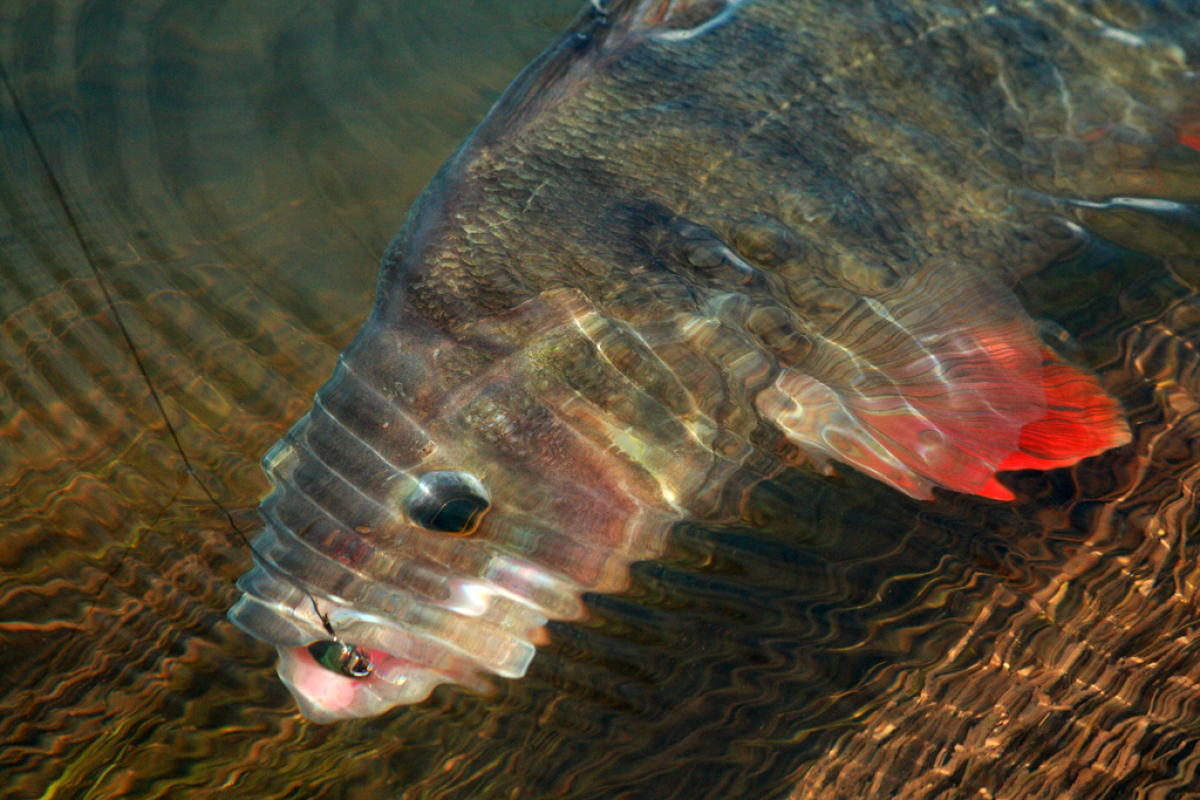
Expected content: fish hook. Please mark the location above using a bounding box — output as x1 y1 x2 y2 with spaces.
308 597 374 679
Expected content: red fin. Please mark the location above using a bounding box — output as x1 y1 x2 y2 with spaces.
975 477 1017 502
1178 119 1200 153
995 349 1131 475
760 333 1129 502
755 262 1130 501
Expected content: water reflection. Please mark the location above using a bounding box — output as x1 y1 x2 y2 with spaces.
2 1 1199 799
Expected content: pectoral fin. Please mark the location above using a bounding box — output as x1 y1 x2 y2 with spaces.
757 268 1130 500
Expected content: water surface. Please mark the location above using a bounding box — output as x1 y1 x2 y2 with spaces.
3 2 1200 799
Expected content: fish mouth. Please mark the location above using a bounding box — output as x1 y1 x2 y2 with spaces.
229 549 551 722
275 644 429 724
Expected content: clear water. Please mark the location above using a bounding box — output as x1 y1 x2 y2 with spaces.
3 1 1200 799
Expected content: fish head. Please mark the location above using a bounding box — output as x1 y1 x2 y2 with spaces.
227 271 712 721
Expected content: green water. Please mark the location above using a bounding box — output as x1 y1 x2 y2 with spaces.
2 1 1200 799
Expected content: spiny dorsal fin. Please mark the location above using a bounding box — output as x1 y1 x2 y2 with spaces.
627 0 735 31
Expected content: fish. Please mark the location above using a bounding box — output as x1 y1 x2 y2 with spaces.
227 0 1200 722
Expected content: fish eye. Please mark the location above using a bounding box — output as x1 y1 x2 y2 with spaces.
405 471 491 534
307 640 373 678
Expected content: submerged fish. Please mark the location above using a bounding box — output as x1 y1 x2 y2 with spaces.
228 0 1200 721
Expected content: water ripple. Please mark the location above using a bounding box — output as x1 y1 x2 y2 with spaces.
3 1 1200 799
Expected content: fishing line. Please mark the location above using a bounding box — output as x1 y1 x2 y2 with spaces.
0 55 369 676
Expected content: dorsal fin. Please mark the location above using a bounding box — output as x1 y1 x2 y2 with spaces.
627 0 735 32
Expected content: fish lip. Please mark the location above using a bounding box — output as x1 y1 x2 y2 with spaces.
275 643 437 723
276 639 507 722
231 558 541 720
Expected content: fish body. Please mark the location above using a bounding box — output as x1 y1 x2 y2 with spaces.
229 0 1200 721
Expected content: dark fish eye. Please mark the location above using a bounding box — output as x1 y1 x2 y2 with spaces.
307 640 373 678
405 471 491 534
